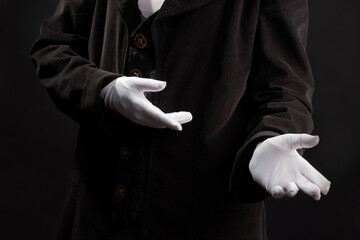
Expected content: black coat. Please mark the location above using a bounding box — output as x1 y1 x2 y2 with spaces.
30 0 314 239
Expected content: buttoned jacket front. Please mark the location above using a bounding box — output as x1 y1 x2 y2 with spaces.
31 0 314 239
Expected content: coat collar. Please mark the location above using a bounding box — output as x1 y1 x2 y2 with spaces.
116 0 216 20
156 0 216 19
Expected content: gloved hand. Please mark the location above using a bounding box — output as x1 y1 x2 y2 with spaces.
100 76 193 131
249 134 331 200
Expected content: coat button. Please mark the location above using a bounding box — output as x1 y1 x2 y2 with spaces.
115 184 126 199
134 33 147 48
120 147 130 159
130 68 143 77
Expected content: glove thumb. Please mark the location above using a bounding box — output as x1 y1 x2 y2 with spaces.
269 134 320 151
292 134 320 150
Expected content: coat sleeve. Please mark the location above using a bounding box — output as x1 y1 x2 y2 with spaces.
30 0 122 124
229 0 315 202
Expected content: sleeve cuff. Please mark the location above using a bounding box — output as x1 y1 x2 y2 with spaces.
229 130 280 203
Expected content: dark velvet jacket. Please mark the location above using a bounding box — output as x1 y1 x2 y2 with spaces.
30 0 314 239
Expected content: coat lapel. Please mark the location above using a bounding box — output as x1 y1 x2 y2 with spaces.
156 0 217 19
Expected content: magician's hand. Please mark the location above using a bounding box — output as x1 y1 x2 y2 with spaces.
249 134 331 200
100 76 192 131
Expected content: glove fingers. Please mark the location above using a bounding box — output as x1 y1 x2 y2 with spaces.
142 102 182 131
283 182 299 198
296 175 321 200
270 186 285 199
300 159 331 195
122 77 166 93
167 112 193 124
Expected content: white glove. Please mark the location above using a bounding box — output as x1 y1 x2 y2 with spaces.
100 76 192 131
249 134 331 200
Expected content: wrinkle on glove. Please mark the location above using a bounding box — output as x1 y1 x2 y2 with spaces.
100 76 192 131
249 134 331 200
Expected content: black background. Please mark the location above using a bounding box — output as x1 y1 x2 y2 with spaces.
1 1 359 239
